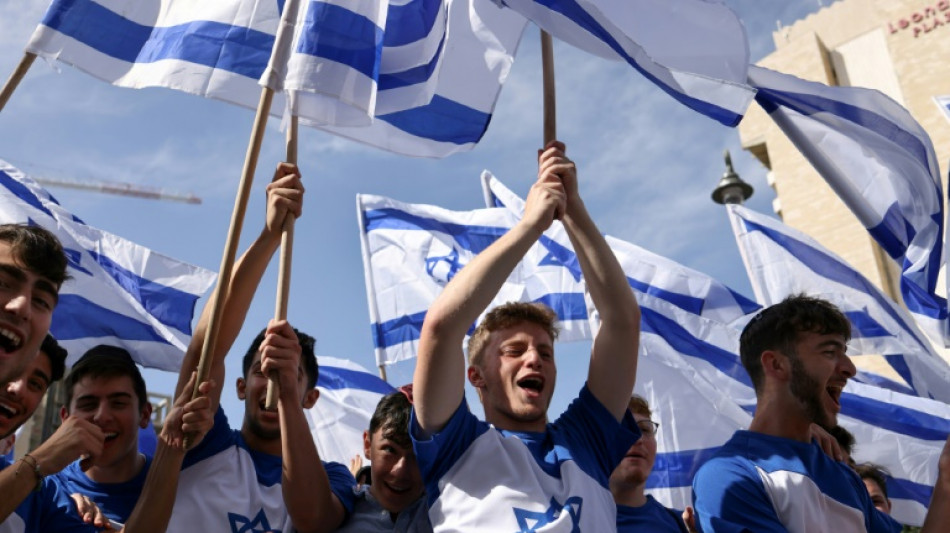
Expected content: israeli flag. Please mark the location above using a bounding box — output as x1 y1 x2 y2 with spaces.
748 65 949 349
0 159 216 371
496 0 755 126
307 356 395 466
728 203 950 404
481 171 761 326
357 192 590 367
934 95 950 125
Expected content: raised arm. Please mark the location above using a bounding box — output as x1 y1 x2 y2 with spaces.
412 160 566 436
175 163 304 414
544 141 641 420
260 320 347 533
921 434 950 533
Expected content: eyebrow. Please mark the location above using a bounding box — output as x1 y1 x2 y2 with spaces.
31 369 51 388
76 392 133 402
0 264 60 305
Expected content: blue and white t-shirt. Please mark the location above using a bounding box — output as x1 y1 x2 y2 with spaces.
411 384 639 532
616 495 688 533
0 457 97 533
164 408 356 533
55 454 152 527
692 430 903 533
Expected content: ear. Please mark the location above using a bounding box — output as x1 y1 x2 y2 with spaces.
302 388 319 409
236 377 246 400
139 401 153 429
363 430 371 459
761 350 791 382
60 405 69 423
467 365 485 388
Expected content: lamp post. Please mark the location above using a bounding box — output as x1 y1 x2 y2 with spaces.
711 150 753 205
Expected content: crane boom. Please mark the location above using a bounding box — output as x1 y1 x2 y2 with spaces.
33 176 201 204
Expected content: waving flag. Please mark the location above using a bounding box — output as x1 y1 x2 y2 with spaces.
307 356 395 466
935 95 950 125
0 159 216 371
498 0 755 126
357 192 590 367
748 65 949 348
728 203 950 404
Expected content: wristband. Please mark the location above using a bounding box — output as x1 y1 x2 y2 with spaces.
16 454 44 492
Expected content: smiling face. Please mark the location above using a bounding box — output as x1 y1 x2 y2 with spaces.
237 351 316 444
609 412 658 489
786 331 854 430
468 322 556 433
0 243 59 385
365 426 424 514
0 351 52 439
64 375 151 474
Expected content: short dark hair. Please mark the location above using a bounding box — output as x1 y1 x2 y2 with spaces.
855 463 890 499
64 345 148 410
828 425 856 457
40 334 67 382
0 224 69 287
242 327 318 389
467 302 559 366
368 391 412 449
628 394 652 418
739 294 851 392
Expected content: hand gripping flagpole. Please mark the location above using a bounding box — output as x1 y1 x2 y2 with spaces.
187 0 302 440
0 52 37 113
265 113 298 410
541 30 556 145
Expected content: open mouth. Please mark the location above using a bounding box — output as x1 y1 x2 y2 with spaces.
0 328 23 354
384 480 412 494
104 432 118 443
826 384 844 411
517 376 544 396
0 399 18 420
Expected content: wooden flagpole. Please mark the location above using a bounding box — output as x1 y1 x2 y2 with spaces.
0 52 37 113
541 30 556 144
264 114 298 410
188 0 302 420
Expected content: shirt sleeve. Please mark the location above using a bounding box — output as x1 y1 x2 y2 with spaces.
35 477 100 533
182 406 234 469
410 398 488 506
549 384 640 487
324 460 358 515
692 456 788 533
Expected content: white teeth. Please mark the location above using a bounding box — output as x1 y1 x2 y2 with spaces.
0 401 16 417
0 328 21 350
105 432 117 438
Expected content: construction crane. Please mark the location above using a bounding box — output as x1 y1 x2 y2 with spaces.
33 175 202 204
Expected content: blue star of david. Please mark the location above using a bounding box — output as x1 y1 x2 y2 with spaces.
537 235 582 282
425 246 462 284
513 496 583 532
228 509 280 533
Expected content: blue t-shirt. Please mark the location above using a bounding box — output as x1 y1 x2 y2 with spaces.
617 495 688 533
0 457 97 533
411 384 639 532
55 454 152 527
692 430 903 533
164 407 356 532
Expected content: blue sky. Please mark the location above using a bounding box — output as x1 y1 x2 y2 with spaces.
0 1 828 423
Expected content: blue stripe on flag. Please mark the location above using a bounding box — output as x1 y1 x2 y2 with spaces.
867 203 913 261
379 95 492 144
297 2 383 80
0 170 53 218
840 392 950 441
740 216 932 349
378 37 445 91
640 307 753 387
529 0 739 126
843 310 891 338
755 86 932 167
888 477 933 508
384 0 443 47
532 293 588 322
729 288 762 315
317 365 395 395
43 0 273 79
646 447 722 489
51 294 172 344
89 251 200 336
884 355 918 393
364 208 507 253
628 277 704 316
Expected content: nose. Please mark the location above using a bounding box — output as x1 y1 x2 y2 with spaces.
839 353 856 379
93 403 113 424
3 291 30 321
523 348 543 368
6 379 23 398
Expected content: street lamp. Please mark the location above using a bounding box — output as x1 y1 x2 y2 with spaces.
711 150 753 205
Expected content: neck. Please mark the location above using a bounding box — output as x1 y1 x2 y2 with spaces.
748 396 812 442
240 425 282 455
85 452 145 484
610 480 647 508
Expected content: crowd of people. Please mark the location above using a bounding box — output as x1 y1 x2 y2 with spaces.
0 143 949 532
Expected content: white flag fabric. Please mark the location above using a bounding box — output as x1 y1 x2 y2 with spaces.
25 0 526 158
934 95 950 125
0 159 216 371
748 65 949 348
496 0 755 126
307 356 395 466
357 192 590 367
728 203 950 405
